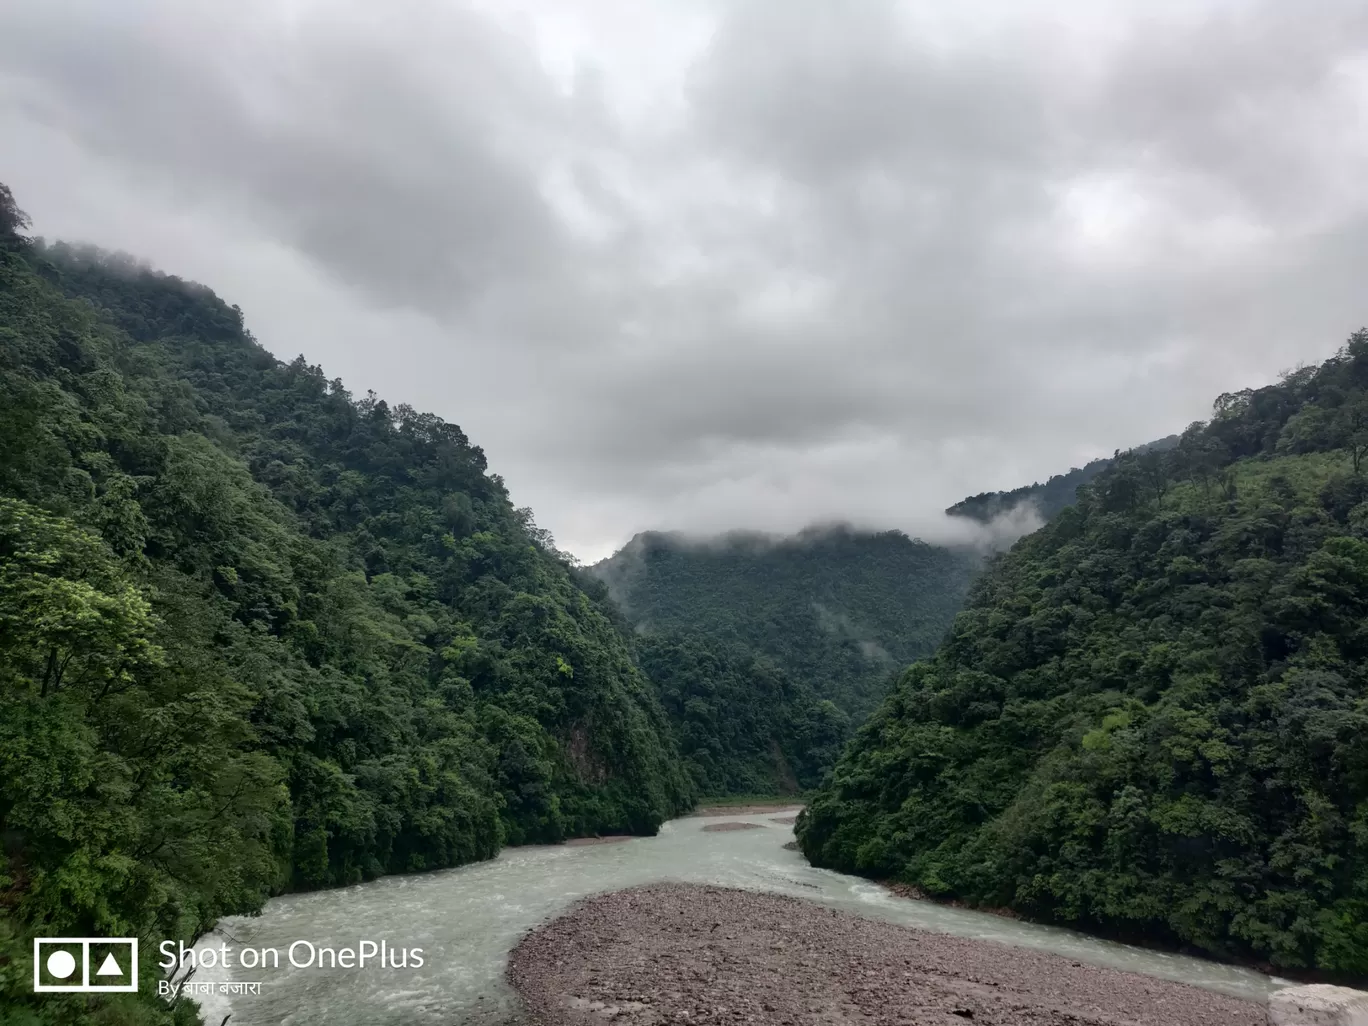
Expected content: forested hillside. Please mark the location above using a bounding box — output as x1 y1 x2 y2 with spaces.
592 526 980 720
0 184 692 1023
637 632 848 796
798 342 1368 975
947 436 1180 526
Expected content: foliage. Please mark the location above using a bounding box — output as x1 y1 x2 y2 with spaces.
593 526 980 720
0 187 692 1023
637 632 848 797
799 337 1368 975
947 436 1180 525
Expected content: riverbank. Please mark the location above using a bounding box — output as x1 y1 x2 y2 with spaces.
507 883 1264 1026
691 801 805 816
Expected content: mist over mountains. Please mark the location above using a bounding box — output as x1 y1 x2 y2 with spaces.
798 334 1368 975
590 432 1186 725
946 434 1182 528
592 525 981 721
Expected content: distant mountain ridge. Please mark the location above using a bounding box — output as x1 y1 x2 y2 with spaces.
592 444 1189 800
797 340 1368 974
947 435 1180 525
591 524 981 721
0 182 695 1024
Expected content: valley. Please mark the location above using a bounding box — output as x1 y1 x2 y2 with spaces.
2 179 1365 1025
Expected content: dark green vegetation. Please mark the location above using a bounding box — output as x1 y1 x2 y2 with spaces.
592 527 980 721
948 435 1179 526
637 632 848 797
799 346 1368 975
0 184 692 1023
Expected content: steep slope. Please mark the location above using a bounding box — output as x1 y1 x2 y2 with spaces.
798 340 1368 975
592 526 981 719
947 435 1180 525
637 631 849 796
0 186 692 1023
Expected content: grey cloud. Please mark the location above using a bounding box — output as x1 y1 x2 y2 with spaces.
690 2 1059 184
2 0 574 310
2 0 1367 562
1094 3 1368 213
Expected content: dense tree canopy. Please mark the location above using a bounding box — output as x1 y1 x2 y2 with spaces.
946 436 1180 526
637 631 848 797
799 337 1368 976
0 187 693 1023
593 527 980 720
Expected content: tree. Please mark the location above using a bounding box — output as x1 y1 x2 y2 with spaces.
0 180 696 1024
799 330 1368 976
1335 393 1368 474
0 182 30 245
0 499 163 700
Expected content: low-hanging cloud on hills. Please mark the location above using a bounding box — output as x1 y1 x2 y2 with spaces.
2 0 1366 561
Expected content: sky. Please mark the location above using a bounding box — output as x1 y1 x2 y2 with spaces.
2 0 1367 562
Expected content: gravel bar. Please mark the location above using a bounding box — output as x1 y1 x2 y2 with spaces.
507 883 1262 1026
691 804 805 817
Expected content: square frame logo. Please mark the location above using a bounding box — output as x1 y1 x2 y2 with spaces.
34 938 139 993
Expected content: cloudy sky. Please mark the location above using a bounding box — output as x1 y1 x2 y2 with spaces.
3 0 1367 561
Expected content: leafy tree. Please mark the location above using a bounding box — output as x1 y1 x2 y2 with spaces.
637 632 848 797
593 526 979 720
799 330 1368 976
1335 394 1368 474
0 182 693 1024
0 183 29 247
946 436 1180 525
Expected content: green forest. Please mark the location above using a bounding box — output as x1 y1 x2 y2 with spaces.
592 526 980 720
8 165 1368 1022
0 184 697 1023
637 631 848 797
946 435 1179 526
798 341 1368 975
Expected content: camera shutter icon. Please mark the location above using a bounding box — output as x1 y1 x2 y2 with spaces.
34 938 138 993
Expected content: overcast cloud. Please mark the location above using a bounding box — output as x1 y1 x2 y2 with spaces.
3 0 1367 561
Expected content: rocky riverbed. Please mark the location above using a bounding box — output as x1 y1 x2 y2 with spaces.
507 884 1264 1026
691 803 805 817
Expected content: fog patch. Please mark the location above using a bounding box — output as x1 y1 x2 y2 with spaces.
811 602 892 665
930 502 1048 553
856 639 893 664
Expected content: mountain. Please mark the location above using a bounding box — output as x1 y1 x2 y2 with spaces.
797 343 1368 975
636 631 849 797
592 526 981 720
0 185 692 1023
947 435 1181 525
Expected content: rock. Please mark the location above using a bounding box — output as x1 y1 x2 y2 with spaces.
508 883 1263 1026
1268 985 1368 1026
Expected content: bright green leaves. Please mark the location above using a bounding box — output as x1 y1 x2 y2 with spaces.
639 631 846 798
0 499 293 1025
0 205 701 1026
800 436 1368 973
0 498 163 700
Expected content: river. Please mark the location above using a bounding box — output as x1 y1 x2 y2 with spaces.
187 810 1282 1025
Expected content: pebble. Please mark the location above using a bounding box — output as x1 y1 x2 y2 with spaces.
507 883 1263 1026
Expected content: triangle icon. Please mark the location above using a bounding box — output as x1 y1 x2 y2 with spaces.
96 952 123 976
